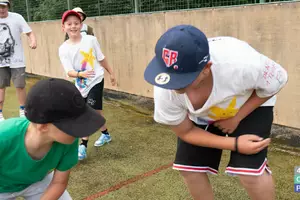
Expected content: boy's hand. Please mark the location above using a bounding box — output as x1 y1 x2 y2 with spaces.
29 40 37 49
110 74 116 86
79 70 95 78
237 135 271 155
41 170 70 200
213 116 240 134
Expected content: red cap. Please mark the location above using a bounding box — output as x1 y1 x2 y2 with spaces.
62 10 82 24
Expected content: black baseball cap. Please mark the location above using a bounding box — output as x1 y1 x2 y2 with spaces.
25 78 106 138
144 25 210 90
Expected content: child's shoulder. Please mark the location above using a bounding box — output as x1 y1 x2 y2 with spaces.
83 34 97 41
59 41 71 54
0 117 29 141
8 12 23 19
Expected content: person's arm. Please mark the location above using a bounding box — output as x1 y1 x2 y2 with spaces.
26 31 37 49
171 115 270 155
100 58 114 75
93 37 116 86
41 139 78 199
235 58 288 122
40 170 70 200
59 46 94 79
234 92 272 122
18 14 37 49
67 70 95 79
153 87 270 154
214 57 288 133
100 58 116 86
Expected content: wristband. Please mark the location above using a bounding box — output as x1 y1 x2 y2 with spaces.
235 136 239 153
77 71 80 78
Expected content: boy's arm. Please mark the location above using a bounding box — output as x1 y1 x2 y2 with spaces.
235 58 288 122
171 116 270 155
214 92 273 133
214 58 288 133
93 36 116 86
100 58 114 75
234 92 272 122
17 14 36 49
100 58 116 86
153 87 270 155
40 170 70 200
67 70 94 79
40 138 78 199
59 47 95 79
26 32 37 49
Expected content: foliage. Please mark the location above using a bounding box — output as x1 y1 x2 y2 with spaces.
10 0 290 22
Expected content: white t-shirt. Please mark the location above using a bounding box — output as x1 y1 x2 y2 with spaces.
59 35 105 98
154 37 288 126
0 12 32 68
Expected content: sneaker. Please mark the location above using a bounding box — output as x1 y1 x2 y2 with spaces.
94 134 112 147
20 109 25 117
78 145 87 160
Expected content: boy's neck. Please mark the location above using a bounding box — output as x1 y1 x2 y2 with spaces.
68 34 82 44
25 123 54 160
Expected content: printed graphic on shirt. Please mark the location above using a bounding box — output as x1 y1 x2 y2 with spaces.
76 48 95 89
208 96 239 120
0 23 15 66
263 58 286 86
80 48 95 70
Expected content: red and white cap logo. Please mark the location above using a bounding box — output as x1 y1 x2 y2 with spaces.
162 48 178 67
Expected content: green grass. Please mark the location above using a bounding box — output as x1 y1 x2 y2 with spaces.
4 78 300 200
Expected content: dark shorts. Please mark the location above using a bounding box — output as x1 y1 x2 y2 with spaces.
173 106 273 176
0 67 26 88
84 80 104 110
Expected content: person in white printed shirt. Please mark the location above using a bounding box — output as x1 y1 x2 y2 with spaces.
144 25 288 200
0 0 37 121
59 10 116 161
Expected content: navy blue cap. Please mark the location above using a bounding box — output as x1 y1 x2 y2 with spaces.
144 25 210 90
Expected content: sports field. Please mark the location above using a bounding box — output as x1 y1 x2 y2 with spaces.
5 78 300 200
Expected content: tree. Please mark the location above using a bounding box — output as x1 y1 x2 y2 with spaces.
11 0 292 22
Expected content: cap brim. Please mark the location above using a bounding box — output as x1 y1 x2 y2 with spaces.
0 3 9 6
53 105 105 138
62 10 82 24
80 13 87 21
144 56 201 90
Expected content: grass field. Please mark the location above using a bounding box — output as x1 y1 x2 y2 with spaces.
4 78 300 200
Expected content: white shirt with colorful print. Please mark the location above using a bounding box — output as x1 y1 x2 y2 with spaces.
59 35 105 98
153 37 288 126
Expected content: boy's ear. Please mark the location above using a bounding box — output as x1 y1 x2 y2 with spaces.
203 61 212 75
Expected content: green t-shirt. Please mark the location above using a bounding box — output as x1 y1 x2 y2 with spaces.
0 117 79 193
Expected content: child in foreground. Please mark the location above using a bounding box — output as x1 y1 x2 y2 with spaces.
0 78 106 199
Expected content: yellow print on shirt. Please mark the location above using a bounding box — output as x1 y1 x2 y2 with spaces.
208 97 239 120
80 48 95 69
